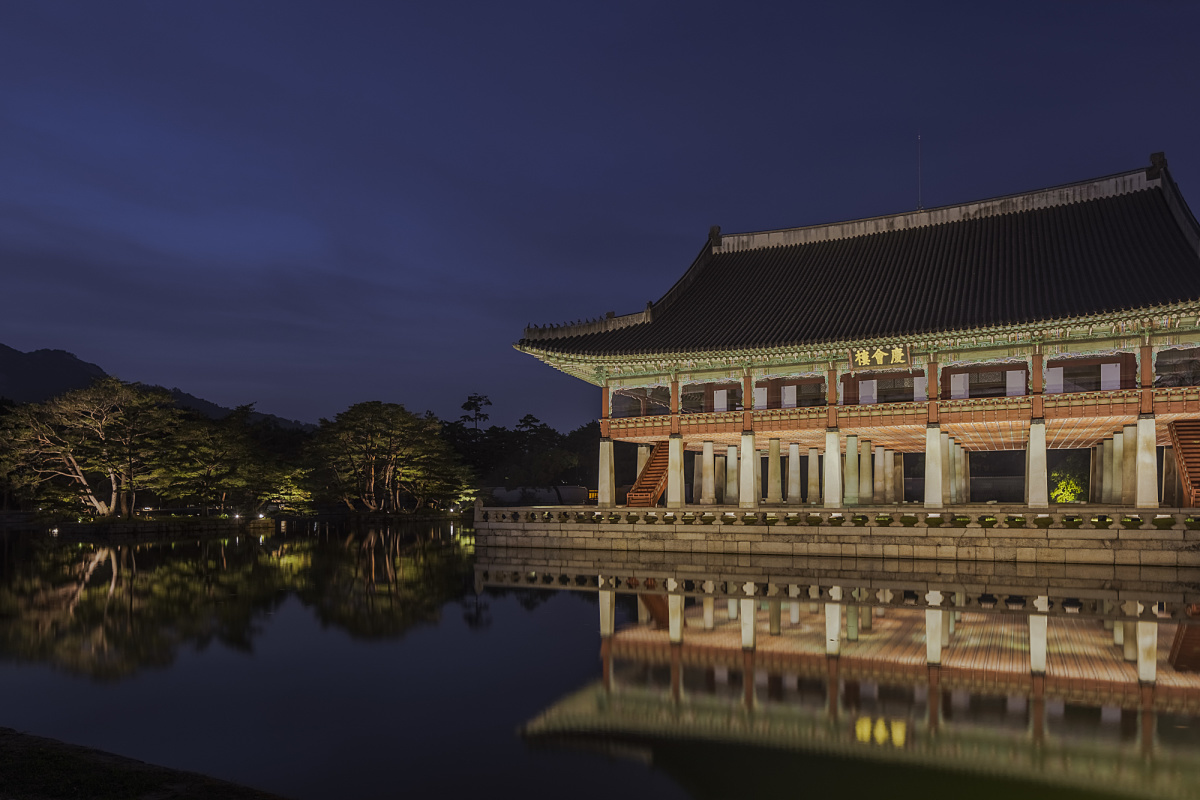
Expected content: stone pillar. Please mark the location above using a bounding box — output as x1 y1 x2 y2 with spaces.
1030 613 1048 675
940 432 952 505
636 443 651 477
926 608 943 664
755 450 762 502
739 433 756 508
1090 446 1101 503
767 438 783 504
824 430 842 509
1102 438 1114 504
599 588 615 638
884 450 896 503
956 446 967 504
728 598 738 620
844 435 859 505
668 594 684 644
808 447 821 504
714 454 726 504
1028 419 1049 509
846 604 859 641
1122 423 1137 506
598 438 615 508
873 446 885 503
700 441 716 505
769 600 782 636
1137 620 1158 684
1112 432 1125 505
860 605 872 631
740 598 757 650
1136 415 1158 509
790 602 801 624
895 454 905 502
924 425 943 509
948 440 959 504
787 443 802 504
825 588 843 656
1164 446 1179 507
725 446 739 506
858 439 872 505
703 596 715 630
666 435 684 509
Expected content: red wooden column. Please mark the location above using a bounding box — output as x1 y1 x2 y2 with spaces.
1031 350 1044 418
600 385 610 437
1141 343 1155 414
670 379 680 435
826 367 839 428
742 374 754 431
926 357 939 424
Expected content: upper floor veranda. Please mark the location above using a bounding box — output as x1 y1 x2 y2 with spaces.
600 342 1200 452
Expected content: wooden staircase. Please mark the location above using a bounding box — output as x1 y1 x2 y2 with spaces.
1168 421 1200 507
626 441 669 507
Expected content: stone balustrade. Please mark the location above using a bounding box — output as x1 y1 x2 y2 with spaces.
474 503 1200 566
478 503 1199 531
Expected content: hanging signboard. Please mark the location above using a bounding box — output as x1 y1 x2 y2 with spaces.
847 344 911 373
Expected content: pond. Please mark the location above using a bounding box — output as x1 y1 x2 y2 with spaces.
0 522 1197 799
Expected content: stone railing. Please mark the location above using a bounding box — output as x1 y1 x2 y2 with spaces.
476 503 1200 531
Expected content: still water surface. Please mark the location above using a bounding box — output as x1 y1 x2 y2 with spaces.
0 523 1195 799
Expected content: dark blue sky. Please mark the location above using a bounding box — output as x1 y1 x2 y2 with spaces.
2 1 1198 431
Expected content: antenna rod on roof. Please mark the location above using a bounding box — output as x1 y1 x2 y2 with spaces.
917 131 923 210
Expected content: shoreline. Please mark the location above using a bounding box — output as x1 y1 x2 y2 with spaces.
0 727 287 800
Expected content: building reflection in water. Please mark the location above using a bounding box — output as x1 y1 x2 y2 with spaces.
478 547 1200 799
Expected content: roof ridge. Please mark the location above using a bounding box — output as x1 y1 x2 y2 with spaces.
719 163 1157 254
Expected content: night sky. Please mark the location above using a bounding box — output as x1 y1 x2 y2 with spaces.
3 2 1199 432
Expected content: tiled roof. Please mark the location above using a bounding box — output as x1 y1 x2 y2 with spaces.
522 157 1200 357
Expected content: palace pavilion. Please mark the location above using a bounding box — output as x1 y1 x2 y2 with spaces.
517 153 1200 512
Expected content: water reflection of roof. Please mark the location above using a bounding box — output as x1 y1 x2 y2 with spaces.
526 681 1198 800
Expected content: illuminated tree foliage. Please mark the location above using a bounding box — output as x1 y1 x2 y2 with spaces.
311 402 472 513
1050 452 1090 503
1 378 179 516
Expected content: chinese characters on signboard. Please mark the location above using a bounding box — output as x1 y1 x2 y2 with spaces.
847 344 911 372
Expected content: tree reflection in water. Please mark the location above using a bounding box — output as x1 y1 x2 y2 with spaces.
0 523 474 680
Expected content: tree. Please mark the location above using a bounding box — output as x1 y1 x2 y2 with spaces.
459 393 492 429
1050 451 1090 503
310 402 471 513
148 406 256 514
2 379 179 516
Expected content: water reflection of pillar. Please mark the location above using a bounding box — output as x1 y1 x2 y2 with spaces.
1031 674 1045 745
827 654 840 722
844 680 860 713
600 586 616 693
1141 684 1157 760
927 665 941 734
670 642 682 704
601 636 613 692
743 649 756 711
